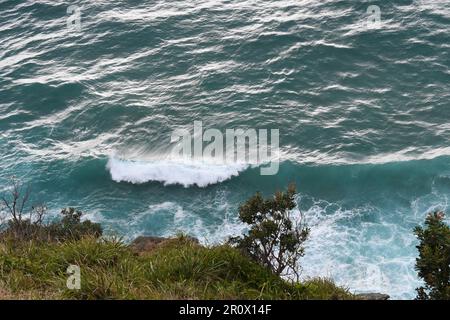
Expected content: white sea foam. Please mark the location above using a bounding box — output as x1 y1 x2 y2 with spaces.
116 193 247 244
296 196 422 299
107 156 249 187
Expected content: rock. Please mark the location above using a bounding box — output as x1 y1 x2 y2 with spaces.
131 236 167 253
356 293 390 300
130 235 199 254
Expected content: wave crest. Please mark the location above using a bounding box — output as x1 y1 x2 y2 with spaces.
107 157 248 187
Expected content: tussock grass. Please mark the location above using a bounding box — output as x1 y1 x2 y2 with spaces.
0 236 354 300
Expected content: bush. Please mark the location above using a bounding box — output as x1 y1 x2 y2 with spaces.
47 208 102 242
0 207 102 243
0 178 46 240
414 211 450 300
229 184 309 280
0 179 101 242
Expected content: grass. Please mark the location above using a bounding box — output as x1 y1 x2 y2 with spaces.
0 236 354 300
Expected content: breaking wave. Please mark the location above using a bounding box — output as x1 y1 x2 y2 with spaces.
107 156 249 187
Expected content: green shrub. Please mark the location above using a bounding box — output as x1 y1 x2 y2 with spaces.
414 211 450 300
0 208 102 243
229 184 309 280
47 208 102 242
0 179 101 242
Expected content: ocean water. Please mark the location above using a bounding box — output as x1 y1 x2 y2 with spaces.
1 0 449 299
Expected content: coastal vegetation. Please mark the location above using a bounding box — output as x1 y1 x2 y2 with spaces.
0 179 448 300
229 183 309 280
0 235 352 300
0 180 352 300
414 211 450 300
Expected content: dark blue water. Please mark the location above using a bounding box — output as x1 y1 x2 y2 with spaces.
1 0 449 298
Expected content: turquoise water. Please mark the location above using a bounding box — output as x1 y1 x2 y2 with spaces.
1 0 449 299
